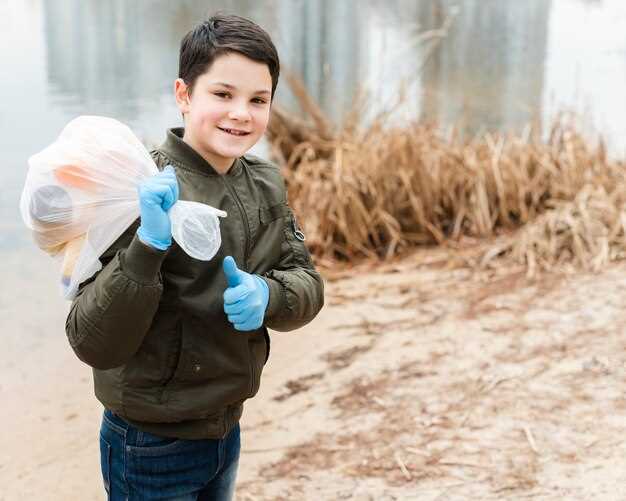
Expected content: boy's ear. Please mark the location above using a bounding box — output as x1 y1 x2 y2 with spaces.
174 78 191 114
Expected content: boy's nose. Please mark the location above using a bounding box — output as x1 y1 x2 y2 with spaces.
228 102 251 121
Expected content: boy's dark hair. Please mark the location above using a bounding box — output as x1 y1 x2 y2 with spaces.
179 14 280 99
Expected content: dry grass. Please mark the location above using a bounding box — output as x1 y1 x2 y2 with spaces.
502 183 626 276
267 86 626 273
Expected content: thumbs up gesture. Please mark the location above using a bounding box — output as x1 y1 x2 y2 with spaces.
223 256 269 331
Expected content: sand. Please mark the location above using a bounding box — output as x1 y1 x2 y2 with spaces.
3 246 626 500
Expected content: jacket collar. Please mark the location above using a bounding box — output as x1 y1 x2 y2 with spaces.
160 128 242 177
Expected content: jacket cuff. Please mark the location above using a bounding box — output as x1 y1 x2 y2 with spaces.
261 276 285 319
120 235 169 284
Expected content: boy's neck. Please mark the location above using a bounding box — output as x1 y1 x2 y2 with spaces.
181 129 235 175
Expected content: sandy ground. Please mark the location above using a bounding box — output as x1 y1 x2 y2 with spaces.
3 245 626 500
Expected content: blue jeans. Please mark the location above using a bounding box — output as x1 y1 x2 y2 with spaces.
99 409 240 501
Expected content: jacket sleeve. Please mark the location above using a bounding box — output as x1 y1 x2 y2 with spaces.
65 221 168 369
261 207 324 332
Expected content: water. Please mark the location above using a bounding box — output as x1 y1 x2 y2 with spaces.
1 0 625 288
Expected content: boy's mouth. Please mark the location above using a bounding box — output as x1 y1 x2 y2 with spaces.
217 126 251 137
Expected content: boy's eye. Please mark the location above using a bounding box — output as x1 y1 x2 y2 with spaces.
252 97 268 105
214 91 231 98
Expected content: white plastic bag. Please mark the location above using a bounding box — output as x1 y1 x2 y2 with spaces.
20 115 227 299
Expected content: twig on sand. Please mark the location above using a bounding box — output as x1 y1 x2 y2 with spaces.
394 452 412 480
438 460 489 469
523 425 540 454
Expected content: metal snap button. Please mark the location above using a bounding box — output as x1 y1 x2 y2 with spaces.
292 215 306 241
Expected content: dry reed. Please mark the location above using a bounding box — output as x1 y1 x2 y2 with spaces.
505 183 626 276
267 86 626 272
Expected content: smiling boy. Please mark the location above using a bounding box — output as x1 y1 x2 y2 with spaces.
177 52 272 173
65 14 324 501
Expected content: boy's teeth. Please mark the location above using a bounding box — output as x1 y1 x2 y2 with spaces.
222 127 246 136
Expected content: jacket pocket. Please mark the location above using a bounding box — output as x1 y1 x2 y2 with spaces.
122 310 182 390
248 332 268 398
159 318 183 390
161 316 232 387
259 203 290 225
252 203 289 269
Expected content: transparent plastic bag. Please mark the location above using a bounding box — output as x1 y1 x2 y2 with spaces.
20 115 227 299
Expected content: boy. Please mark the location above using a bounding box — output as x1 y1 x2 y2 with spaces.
65 14 324 501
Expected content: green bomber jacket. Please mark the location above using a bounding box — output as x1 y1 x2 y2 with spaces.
65 128 324 439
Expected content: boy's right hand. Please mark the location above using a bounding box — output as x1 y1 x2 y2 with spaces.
137 165 179 250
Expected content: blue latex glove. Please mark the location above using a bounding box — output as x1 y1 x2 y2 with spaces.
223 256 269 331
137 165 179 250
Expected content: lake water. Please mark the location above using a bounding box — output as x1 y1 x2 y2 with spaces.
0 0 625 313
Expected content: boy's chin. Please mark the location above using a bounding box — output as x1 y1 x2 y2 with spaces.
213 142 254 159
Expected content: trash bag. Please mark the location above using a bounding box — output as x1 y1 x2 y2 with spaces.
20 115 227 299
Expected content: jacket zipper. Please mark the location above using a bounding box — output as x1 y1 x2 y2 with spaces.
222 178 256 396
222 177 251 268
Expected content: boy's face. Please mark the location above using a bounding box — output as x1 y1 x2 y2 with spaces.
175 52 273 172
